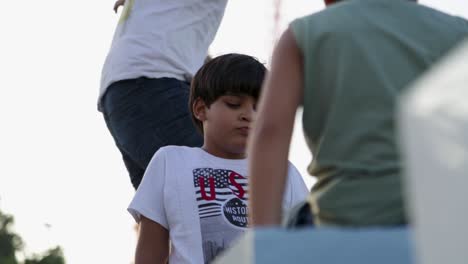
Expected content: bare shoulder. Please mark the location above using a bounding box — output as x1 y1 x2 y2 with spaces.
273 27 302 63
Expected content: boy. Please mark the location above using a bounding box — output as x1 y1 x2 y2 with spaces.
128 54 309 263
248 0 468 227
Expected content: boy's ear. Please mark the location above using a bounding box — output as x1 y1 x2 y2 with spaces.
193 98 207 121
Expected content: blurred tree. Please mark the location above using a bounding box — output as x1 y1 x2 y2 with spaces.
0 209 65 264
0 210 23 264
23 247 65 264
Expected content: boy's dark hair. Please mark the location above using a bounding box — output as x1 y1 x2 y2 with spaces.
189 53 267 134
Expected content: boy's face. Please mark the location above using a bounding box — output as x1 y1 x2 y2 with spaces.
195 94 256 159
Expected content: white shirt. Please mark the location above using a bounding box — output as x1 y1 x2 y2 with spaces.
99 0 228 110
128 146 309 264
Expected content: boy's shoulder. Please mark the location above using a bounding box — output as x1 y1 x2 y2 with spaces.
157 145 201 157
153 145 200 161
154 146 249 175
150 146 206 171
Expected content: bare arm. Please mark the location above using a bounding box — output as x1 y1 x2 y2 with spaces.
135 216 169 264
248 28 303 226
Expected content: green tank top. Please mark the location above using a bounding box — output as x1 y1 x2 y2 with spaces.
290 0 468 179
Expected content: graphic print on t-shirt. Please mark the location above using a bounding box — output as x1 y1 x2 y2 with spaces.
193 168 248 263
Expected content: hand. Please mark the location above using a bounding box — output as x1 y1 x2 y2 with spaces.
113 0 126 13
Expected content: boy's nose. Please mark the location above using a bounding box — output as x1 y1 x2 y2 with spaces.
239 107 255 122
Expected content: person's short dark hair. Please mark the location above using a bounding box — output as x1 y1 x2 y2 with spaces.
189 53 267 134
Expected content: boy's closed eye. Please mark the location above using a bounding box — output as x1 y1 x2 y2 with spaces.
223 96 242 108
225 102 241 108
223 96 257 110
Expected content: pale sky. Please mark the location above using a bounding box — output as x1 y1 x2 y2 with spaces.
0 1 466 263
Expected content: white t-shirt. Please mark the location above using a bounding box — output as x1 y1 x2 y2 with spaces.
99 0 228 110
128 146 309 264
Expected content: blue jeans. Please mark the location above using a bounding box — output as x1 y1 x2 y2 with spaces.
102 77 203 189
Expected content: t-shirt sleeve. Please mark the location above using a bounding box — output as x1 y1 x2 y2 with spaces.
127 149 168 229
283 162 309 211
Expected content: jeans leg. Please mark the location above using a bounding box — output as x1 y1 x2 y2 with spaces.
101 77 203 189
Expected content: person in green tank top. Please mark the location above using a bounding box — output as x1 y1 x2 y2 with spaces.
248 0 468 227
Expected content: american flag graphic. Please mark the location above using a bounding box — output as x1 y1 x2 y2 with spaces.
193 167 249 263
193 168 248 219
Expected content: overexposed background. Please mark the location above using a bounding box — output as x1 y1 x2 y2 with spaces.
0 0 466 263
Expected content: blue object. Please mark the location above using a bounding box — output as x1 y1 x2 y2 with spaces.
216 227 414 264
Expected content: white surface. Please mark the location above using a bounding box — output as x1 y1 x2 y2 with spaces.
399 40 468 264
